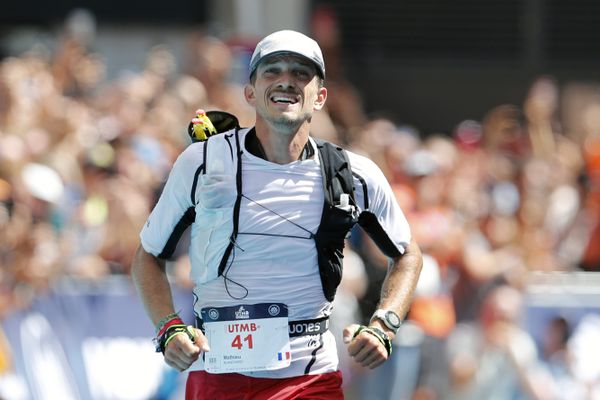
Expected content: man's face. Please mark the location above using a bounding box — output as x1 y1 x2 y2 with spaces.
245 54 327 131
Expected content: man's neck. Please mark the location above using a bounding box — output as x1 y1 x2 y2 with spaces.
254 119 311 164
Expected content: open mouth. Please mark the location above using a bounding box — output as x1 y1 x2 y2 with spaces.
270 94 300 105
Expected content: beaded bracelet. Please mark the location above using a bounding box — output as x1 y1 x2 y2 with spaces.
157 317 185 338
155 312 182 335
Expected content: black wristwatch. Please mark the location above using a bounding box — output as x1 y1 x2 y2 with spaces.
370 309 402 334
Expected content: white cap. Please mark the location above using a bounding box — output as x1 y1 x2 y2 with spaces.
249 30 325 79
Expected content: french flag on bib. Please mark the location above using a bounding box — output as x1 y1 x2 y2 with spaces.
277 351 290 361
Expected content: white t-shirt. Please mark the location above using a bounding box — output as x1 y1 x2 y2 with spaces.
140 128 411 378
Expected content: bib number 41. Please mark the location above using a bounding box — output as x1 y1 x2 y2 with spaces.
200 303 291 372
231 334 253 350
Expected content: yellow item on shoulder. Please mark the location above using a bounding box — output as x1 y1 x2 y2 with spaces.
190 111 218 142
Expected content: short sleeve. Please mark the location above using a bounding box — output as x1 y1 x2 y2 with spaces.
348 152 411 256
140 142 205 257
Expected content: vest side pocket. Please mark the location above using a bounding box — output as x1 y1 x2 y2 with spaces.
190 174 236 284
314 205 357 301
190 206 234 283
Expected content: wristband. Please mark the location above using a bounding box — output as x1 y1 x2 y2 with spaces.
154 324 196 354
352 325 393 357
157 317 185 338
155 312 182 334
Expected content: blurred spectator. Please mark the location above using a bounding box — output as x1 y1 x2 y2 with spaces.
330 244 369 397
52 8 104 98
407 254 455 400
578 135 600 271
539 316 588 399
311 5 368 144
568 314 600 398
481 104 528 157
183 33 255 127
524 76 561 158
444 284 555 400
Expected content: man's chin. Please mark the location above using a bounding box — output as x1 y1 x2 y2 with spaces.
267 114 306 130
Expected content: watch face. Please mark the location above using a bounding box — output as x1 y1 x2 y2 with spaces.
385 311 401 328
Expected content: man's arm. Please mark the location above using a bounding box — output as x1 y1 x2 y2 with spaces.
131 244 209 371
344 237 423 369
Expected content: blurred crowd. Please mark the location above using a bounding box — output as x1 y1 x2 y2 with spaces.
1 8 600 400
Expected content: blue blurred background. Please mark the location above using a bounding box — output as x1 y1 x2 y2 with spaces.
1 1 600 399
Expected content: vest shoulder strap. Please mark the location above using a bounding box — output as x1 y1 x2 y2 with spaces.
314 139 356 206
313 139 358 302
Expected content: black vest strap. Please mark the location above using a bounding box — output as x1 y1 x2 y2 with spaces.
313 140 358 301
207 134 358 301
217 129 243 276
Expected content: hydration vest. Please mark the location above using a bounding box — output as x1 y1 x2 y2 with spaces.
196 128 358 302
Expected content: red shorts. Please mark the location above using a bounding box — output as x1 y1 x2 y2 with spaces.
185 370 344 400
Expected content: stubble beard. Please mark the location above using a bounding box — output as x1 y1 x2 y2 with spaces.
258 109 312 135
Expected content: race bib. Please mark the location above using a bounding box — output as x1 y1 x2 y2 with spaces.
201 303 291 373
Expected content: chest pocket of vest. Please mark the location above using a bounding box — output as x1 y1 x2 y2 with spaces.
314 202 357 301
189 173 236 284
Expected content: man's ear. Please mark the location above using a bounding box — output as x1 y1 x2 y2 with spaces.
244 84 256 106
313 86 327 111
